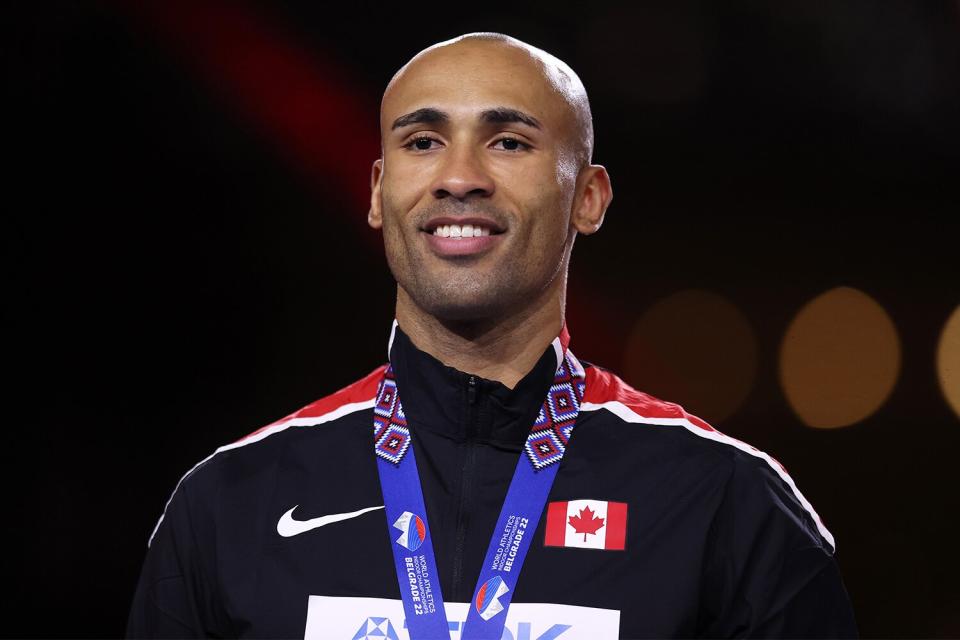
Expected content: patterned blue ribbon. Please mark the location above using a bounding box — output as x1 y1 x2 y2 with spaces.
374 349 586 639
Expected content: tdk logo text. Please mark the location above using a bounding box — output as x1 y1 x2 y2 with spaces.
304 596 620 639
353 617 400 640
403 618 571 640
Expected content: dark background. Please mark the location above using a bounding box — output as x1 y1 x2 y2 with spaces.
6 1 960 636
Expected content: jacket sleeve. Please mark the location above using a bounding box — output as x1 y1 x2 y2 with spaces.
127 470 229 638
698 455 858 638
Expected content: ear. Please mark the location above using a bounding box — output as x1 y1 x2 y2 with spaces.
571 164 613 235
368 158 384 229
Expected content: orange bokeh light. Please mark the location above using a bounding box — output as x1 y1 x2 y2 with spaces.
780 287 900 429
623 290 757 423
936 305 960 421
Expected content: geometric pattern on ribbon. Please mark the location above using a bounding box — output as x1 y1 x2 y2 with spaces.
523 350 586 471
375 350 586 470
374 367 412 465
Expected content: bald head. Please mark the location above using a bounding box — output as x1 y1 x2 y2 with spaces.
369 31 613 335
381 32 594 168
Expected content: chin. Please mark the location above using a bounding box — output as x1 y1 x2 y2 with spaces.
412 285 516 324
420 298 508 324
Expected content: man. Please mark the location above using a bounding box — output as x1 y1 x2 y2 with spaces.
128 33 856 638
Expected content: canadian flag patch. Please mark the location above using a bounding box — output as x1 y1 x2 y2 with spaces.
544 500 627 550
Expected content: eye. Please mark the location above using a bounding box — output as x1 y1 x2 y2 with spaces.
492 137 530 152
403 136 442 151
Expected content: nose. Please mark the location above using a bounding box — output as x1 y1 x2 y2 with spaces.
429 145 495 200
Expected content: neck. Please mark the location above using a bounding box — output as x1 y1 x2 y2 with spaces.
395 279 566 389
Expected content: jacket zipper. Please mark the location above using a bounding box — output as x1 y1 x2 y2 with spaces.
451 375 478 600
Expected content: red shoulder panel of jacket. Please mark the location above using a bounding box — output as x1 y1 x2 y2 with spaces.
583 365 717 433
234 364 387 443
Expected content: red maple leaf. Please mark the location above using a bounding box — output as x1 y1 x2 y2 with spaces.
568 505 605 542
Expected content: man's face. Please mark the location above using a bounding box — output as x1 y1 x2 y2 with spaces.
371 41 583 323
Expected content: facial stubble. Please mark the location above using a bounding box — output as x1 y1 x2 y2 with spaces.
379 191 574 324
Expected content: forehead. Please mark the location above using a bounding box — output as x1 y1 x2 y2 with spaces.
381 43 570 131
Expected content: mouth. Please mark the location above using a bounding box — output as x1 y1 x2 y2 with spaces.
420 216 506 257
421 217 506 239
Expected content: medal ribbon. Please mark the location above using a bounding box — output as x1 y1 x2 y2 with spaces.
373 341 586 639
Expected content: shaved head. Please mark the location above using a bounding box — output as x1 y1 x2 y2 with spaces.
369 30 612 346
382 33 594 168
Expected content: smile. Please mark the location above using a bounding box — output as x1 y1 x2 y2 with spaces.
422 217 505 257
432 224 493 238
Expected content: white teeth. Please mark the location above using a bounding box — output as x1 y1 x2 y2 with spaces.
432 224 493 238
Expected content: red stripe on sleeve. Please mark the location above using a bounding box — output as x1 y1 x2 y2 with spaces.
237 365 387 443
544 501 568 547
604 501 628 550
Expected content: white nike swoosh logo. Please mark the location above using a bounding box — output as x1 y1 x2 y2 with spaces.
277 505 384 538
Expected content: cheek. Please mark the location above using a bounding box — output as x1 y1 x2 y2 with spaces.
506 149 576 203
503 164 574 233
383 152 433 197
377 183 410 254
380 172 418 217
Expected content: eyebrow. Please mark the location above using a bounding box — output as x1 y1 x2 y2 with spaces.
391 108 448 130
390 106 542 130
480 107 541 129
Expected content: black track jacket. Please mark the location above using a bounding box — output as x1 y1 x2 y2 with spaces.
128 325 857 638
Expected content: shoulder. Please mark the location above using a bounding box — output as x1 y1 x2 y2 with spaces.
581 363 712 430
193 363 384 471
578 363 742 456
234 364 386 446
579 363 835 552
146 364 386 546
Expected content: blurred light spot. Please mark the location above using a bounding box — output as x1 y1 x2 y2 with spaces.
623 290 757 423
936 305 960 420
120 0 379 238
780 287 900 429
